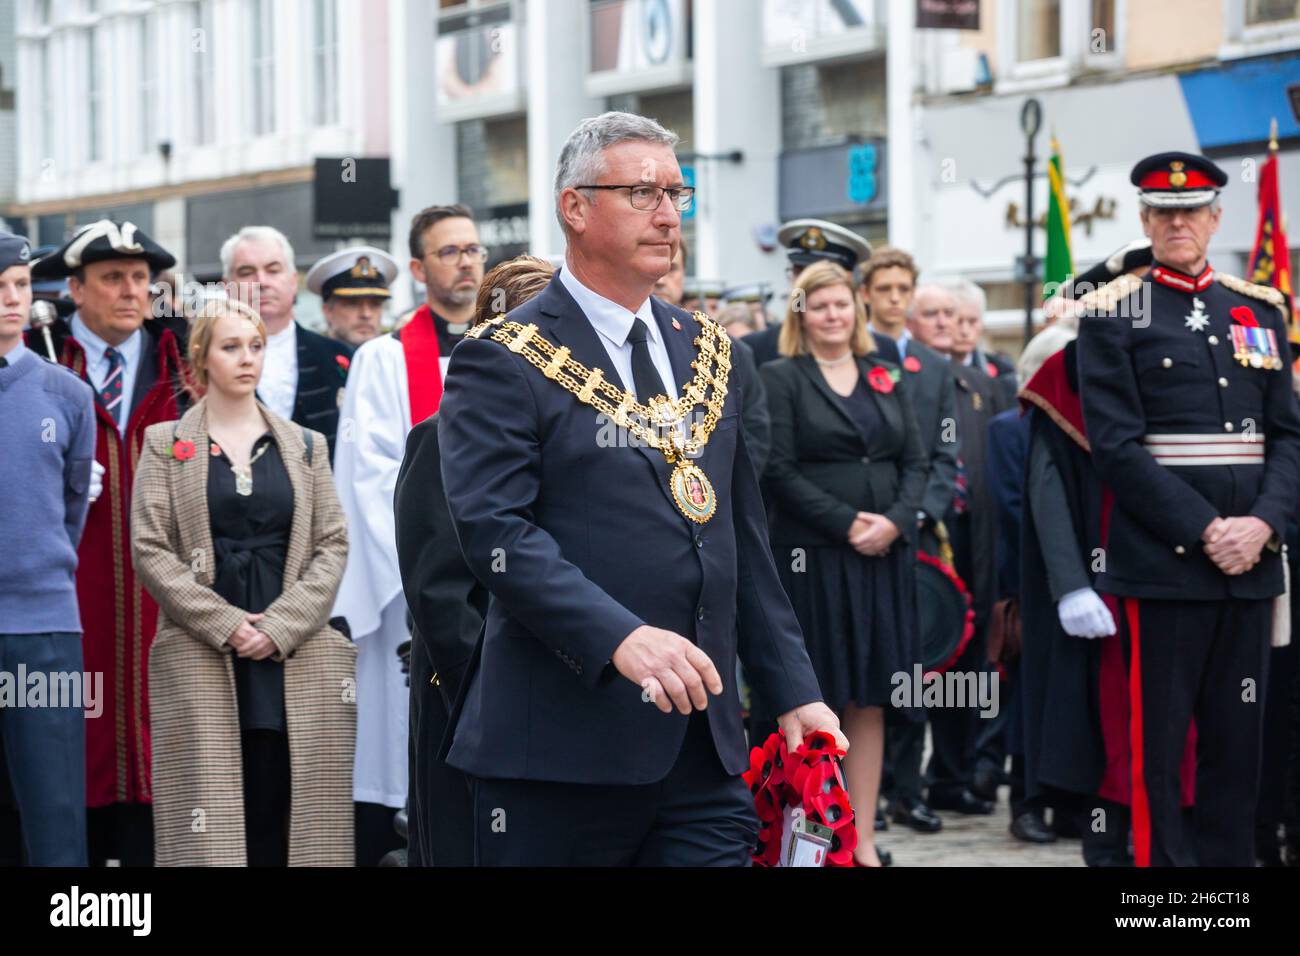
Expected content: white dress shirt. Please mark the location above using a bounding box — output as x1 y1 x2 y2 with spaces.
71 313 142 435
259 321 299 421
0 338 29 367
558 266 676 398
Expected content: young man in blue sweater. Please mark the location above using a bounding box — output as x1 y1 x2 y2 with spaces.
0 230 97 865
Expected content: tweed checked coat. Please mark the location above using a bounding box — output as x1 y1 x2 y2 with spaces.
130 399 356 866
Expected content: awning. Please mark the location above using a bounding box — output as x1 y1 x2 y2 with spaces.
1178 53 1300 152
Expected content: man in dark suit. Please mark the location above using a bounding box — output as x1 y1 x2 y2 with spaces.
222 226 352 460
950 279 1018 407
858 249 959 834
438 111 843 866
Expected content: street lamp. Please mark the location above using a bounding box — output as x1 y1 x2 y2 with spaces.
1020 98 1042 348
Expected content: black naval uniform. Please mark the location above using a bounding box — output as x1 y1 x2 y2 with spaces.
1077 264 1300 866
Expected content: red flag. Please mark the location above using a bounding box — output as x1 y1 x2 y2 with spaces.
1247 127 1296 341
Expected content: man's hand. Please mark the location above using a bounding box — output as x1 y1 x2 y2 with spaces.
88 460 105 504
777 701 849 752
612 625 723 715
1203 516 1273 576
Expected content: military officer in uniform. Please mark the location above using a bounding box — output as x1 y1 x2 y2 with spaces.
306 246 400 348
745 220 872 367
1077 151 1300 867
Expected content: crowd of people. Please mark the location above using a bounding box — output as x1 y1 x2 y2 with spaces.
1 111 1297 869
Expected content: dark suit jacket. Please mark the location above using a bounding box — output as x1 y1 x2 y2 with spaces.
760 354 928 549
986 407 1030 601
394 413 482 866
730 336 771 477
291 323 353 461
895 337 960 525
743 323 782 367
971 347 1019 408
437 273 823 784
949 361 1012 619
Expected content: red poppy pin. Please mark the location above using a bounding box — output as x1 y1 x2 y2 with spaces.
671 318 682 331
903 355 922 373
867 365 895 394
985 361 999 378
209 442 222 457
1230 306 1258 328
336 354 351 375
171 440 196 462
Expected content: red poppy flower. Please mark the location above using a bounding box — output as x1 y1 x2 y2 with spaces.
336 354 351 373
171 440 196 461
867 365 895 394
825 818 858 867
903 355 922 373
1230 306 1258 328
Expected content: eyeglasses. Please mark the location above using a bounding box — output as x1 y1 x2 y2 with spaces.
432 244 489 266
577 184 695 213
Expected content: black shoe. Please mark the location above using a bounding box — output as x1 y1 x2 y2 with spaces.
874 807 888 832
890 799 943 833
1010 812 1057 844
928 788 996 815
1051 810 1083 840
970 765 1002 802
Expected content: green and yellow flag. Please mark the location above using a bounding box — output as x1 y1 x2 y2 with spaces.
1043 136 1074 301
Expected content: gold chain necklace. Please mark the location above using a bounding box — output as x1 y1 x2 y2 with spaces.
469 312 731 523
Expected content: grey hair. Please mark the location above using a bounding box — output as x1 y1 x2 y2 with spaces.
945 278 987 316
219 225 297 278
553 111 680 233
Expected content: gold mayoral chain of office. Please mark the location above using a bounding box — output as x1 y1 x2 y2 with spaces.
468 312 731 524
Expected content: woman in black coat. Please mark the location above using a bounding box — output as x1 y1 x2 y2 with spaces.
761 261 928 867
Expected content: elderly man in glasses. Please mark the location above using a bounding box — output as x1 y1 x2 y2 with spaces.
330 204 486 864
435 111 842 866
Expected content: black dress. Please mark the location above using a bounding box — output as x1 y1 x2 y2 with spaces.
208 432 294 866
208 433 293 731
775 375 920 712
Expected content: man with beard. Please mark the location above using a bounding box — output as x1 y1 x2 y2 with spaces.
308 246 400 348
221 225 353 460
331 204 485 864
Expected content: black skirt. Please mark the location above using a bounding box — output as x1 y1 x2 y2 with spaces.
776 541 921 713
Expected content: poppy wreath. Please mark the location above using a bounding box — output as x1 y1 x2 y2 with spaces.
742 729 857 867
916 549 975 675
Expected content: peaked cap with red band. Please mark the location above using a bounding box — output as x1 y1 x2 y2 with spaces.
1130 151 1227 209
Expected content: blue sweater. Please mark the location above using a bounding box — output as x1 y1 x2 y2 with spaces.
0 344 97 634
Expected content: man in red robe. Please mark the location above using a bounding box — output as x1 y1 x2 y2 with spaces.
30 220 191 866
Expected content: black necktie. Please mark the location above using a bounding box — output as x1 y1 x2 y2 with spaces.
625 318 665 407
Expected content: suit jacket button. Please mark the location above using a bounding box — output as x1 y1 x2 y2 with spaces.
697 606 706 621
1208 335 1220 345
1175 545 1186 555
860 456 870 464
695 535 704 548
1162 357 1173 368
1218 377 1229 387
1224 422 1235 432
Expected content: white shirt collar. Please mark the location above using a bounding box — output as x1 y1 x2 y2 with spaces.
70 312 142 370
266 320 297 349
558 265 659 350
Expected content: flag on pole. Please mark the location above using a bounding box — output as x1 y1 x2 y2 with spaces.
1043 135 1074 301
1247 118 1296 340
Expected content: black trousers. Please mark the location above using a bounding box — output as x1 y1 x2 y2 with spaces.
1117 596 1271 867
242 729 290 866
471 712 757 866
87 804 153 867
408 635 474 867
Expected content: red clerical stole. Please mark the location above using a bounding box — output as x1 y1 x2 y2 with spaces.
401 305 445 425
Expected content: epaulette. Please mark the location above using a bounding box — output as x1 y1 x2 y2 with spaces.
1217 272 1286 309
1075 271 1143 314
465 314 508 340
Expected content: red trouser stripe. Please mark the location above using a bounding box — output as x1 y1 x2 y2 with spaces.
1125 598 1152 868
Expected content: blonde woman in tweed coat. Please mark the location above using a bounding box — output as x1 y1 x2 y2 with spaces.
131 299 355 866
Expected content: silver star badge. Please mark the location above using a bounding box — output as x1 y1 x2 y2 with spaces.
1185 297 1210 333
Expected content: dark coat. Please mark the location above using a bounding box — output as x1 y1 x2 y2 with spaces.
393 414 481 867
290 323 353 461
730 336 771 477
986 408 1030 601
437 273 823 784
760 353 929 549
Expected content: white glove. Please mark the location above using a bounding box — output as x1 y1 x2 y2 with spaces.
88 460 105 504
1057 587 1116 639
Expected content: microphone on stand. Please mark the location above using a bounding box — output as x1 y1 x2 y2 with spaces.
29 300 59 363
